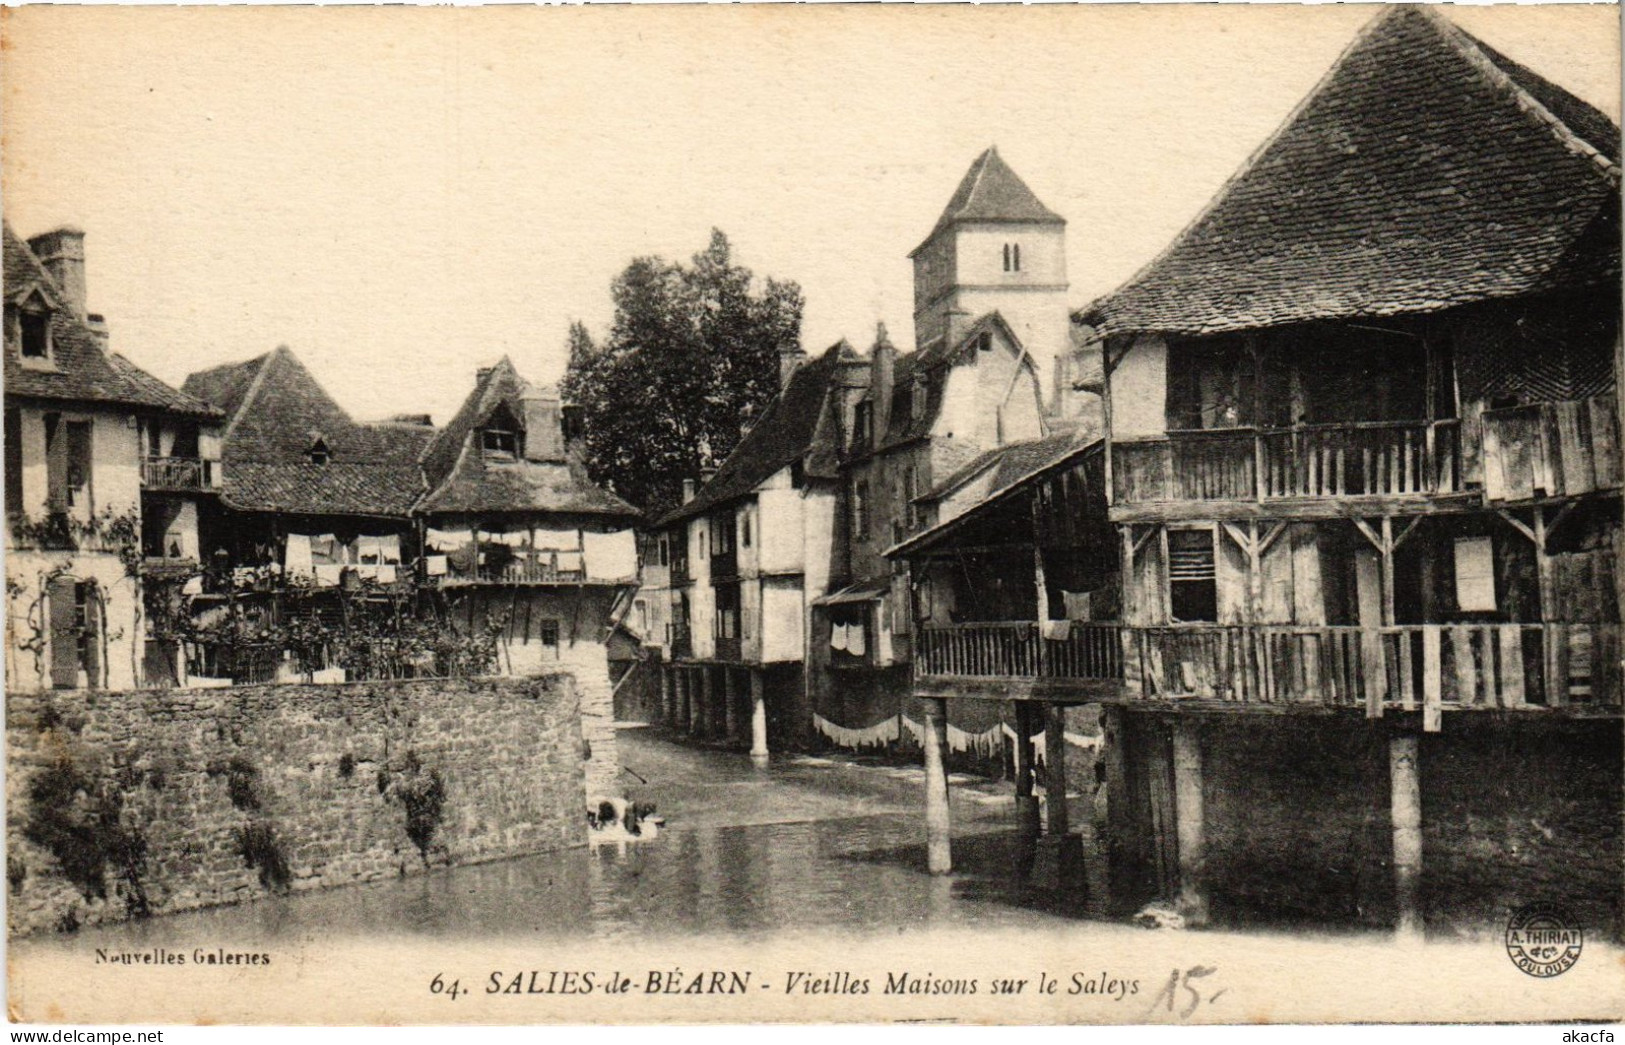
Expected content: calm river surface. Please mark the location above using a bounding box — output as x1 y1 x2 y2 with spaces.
25 727 1109 949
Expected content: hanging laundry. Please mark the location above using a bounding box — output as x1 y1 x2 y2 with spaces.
1062 589 1093 621
378 533 401 565
284 534 313 573
583 530 637 580
845 620 866 657
556 549 585 574
356 535 383 565
533 527 580 550
830 622 848 653
314 564 343 586
310 534 339 565
425 555 448 577
425 527 472 553
377 564 398 584
1043 619 1072 641
812 713 901 751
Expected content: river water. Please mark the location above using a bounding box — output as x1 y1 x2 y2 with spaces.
29 727 1111 949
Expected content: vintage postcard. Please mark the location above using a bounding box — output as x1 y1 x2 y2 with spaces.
2 1 1621 1028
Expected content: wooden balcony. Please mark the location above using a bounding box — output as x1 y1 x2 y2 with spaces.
1482 396 1620 503
914 621 1125 699
1127 622 1621 718
914 621 1621 722
1112 421 1463 518
438 548 587 586
141 456 217 492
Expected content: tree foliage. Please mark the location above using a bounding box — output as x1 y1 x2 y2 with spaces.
563 229 803 515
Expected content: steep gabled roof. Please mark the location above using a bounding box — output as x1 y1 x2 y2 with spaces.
1079 7 1622 338
4 224 221 420
879 311 1034 451
662 339 856 525
417 357 639 521
911 147 1065 257
922 428 1090 505
182 345 432 517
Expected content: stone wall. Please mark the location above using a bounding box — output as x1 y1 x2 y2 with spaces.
6 675 588 936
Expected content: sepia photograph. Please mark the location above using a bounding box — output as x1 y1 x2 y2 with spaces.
2 1 1621 1028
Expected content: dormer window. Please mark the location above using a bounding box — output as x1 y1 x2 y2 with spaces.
20 307 50 359
482 428 518 460
307 437 330 465
852 401 873 448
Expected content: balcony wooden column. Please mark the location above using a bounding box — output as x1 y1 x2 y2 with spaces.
1172 721 1209 926
696 666 714 738
749 669 769 766
1389 733 1424 942
661 666 676 725
922 697 952 874
676 669 691 731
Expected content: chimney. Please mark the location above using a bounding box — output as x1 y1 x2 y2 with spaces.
85 313 110 350
27 227 88 319
682 478 697 503
778 344 807 391
520 387 565 462
871 322 896 450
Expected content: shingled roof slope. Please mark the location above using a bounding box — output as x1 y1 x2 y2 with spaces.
183 346 432 516
417 357 639 520
923 428 1091 504
1079 7 1622 338
662 340 854 525
911 147 1065 257
4 225 221 419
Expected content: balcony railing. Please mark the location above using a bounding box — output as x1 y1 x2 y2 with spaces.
1483 397 1621 503
1114 421 1461 504
441 549 586 586
916 621 1124 680
141 456 216 492
915 621 1620 715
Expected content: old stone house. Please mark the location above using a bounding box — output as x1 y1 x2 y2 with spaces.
4 223 225 692
416 357 641 796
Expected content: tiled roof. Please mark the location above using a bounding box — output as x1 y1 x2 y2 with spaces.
912 147 1065 256
182 345 432 517
923 428 1090 503
4 225 221 419
1078 7 1622 338
661 340 854 525
417 357 640 520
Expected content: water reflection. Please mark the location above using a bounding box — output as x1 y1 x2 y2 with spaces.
17 733 1114 953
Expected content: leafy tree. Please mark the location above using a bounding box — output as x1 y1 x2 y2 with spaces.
563 230 803 515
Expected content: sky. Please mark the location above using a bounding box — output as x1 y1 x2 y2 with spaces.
2 4 1619 427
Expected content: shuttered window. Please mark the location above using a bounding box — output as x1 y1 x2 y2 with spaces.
1168 528 1217 623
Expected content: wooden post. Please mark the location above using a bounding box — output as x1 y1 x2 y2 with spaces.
675 669 690 730
723 667 739 743
694 666 711 737
1389 733 1424 942
1032 497 1049 676
749 669 769 765
1380 516 1397 626
1013 703 1041 839
923 697 952 874
1044 704 1069 838
661 665 676 725
1171 721 1209 926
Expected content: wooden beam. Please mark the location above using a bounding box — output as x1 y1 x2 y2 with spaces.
1219 521 1253 556
1350 517 1384 552
1391 516 1423 551
1495 508 1537 545
1380 516 1397 626
923 697 952 874
1256 521 1289 558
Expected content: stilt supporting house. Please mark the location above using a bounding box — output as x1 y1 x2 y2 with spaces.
1013 703 1041 840
662 668 676 724
923 697 952 874
1044 705 1069 837
749 670 770 765
1389 733 1423 941
698 666 714 738
723 667 739 743
1171 722 1209 926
